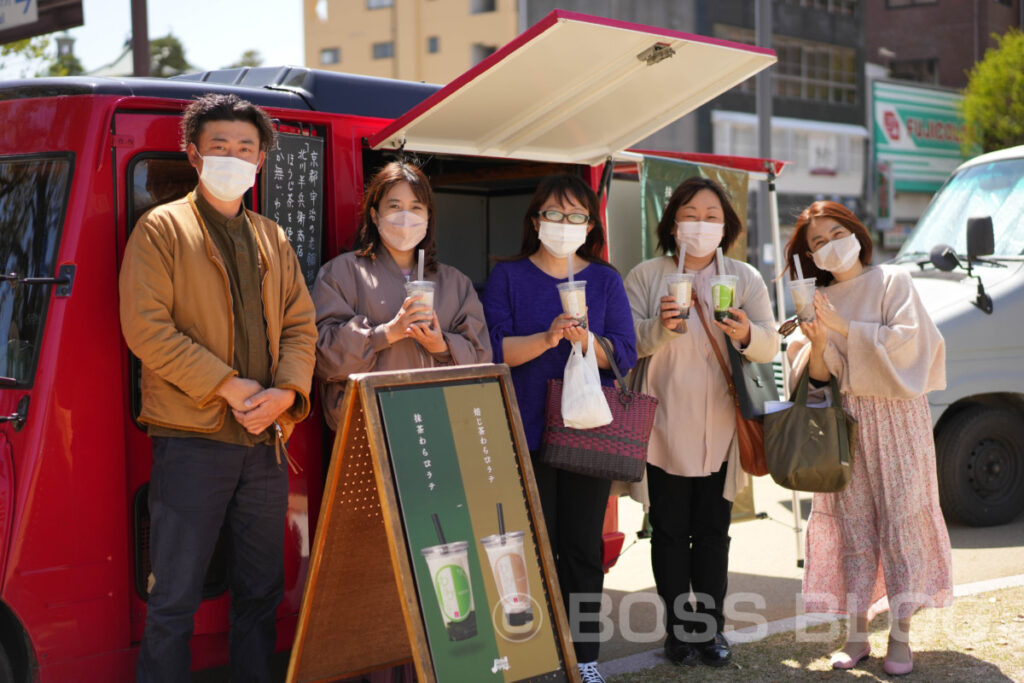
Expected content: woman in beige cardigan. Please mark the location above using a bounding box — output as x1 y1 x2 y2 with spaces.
624 177 778 669
785 201 951 676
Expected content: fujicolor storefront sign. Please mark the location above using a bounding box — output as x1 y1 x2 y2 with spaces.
873 80 968 193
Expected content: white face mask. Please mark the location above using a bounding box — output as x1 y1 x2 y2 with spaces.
196 151 258 202
378 210 428 252
538 221 587 259
675 221 724 258
811 233 861 273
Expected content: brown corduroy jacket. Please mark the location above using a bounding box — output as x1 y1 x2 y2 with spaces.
119 193 317 441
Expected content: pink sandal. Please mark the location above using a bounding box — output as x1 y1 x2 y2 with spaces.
830 645 871 669
883 650 914 676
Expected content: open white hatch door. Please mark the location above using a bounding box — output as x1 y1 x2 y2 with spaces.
368 10 776 165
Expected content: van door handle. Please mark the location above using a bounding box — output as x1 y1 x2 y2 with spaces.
20 264 75 297
0 396 29 432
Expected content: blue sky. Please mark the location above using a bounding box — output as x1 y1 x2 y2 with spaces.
3 0 304 76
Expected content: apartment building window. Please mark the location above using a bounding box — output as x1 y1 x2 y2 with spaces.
890 58 939 84
471 43 497 65
373 42 395 59
427 36 440 54
367 0 394 8
716 26 857 105
782 0 857 14
320 48 340 65
471 0 497 14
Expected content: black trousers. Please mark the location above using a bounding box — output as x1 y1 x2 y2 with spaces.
532 454 612 664
647 462 732 645
137 437 288 683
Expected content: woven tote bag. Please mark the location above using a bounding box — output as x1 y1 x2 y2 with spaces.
540 336 658 482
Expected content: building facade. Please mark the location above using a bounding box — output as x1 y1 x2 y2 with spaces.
865 0 1022 89
863 0 1023 249
303 0 867 268
304 0 519 84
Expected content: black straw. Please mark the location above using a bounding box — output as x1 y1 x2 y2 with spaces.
432 513 447 545
497 503 506 544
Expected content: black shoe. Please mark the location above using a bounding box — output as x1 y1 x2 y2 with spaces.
664 634 699 666
699 632 731 667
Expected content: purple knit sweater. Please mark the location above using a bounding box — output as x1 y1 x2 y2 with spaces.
481 258 638 450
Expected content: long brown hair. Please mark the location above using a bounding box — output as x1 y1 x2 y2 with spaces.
656 177 742 256
355 161 438 274
506 174 613 269
785 200 873 286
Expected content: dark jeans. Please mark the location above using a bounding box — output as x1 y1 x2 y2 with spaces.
137 437 288 683
647 462 732 645
532 454 612 664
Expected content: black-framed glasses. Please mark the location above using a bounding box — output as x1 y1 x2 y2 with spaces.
538 209 590 225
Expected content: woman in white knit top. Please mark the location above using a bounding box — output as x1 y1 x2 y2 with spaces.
624 177 779 669
785 201 952 677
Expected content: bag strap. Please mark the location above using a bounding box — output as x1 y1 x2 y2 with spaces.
592 333 637 406
693 298 740 407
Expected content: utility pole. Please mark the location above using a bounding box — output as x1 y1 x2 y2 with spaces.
131 0 150 77
754 0 773 275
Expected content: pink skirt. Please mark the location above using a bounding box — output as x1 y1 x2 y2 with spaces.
802 393 953 619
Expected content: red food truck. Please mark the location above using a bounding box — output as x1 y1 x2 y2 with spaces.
0 11 773 681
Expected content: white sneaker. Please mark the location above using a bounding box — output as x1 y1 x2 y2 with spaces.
578 661 605 683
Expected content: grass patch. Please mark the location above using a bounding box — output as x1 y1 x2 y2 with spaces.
608 586 1024 682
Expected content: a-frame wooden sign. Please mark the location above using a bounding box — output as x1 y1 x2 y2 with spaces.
287 364 579 683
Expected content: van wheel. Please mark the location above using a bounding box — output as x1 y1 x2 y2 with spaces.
0 646 13 683
936 406 1024 527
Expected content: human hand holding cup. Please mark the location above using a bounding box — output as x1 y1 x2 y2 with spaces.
556 280 587 329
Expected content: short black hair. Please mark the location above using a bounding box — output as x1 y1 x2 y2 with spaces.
505 174 613 269
180 93 276 153
655 176 742 255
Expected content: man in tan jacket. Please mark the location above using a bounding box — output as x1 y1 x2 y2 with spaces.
119 93 316 683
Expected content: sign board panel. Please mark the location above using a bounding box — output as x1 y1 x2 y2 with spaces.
873 80 968 193
288 364 576 683
261 131 324 287
0 0 82 43
0 0 38 31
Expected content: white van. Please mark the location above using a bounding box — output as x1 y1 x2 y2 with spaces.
893 144 1024 527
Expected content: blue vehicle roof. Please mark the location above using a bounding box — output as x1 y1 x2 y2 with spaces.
0 66 441 120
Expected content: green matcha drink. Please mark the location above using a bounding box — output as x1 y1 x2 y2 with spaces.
710 274 738 322
421 540 477 641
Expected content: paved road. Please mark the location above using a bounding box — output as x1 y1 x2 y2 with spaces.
196 475 1024 680
598 475 1024 664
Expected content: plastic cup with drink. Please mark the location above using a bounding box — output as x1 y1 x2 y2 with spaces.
665 273 694 320
710 274 738 322
556 281 587 329
789 256 815 322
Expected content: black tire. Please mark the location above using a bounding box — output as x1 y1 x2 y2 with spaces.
0 646 13 683
936 405 1024 527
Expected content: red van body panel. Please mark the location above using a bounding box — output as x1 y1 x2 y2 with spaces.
0 87 620 681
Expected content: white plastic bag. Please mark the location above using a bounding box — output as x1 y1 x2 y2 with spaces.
561 332 613 429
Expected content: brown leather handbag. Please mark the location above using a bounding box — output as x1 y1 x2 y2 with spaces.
693 300 769 476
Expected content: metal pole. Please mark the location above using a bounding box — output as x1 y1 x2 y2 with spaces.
766 162 804 568
130 0 150 77
755 0 772 274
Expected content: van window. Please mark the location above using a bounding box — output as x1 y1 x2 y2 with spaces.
0 155 73 387
129 155 195 228
901 157 1024 258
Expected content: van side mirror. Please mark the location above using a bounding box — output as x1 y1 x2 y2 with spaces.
967 216 994 262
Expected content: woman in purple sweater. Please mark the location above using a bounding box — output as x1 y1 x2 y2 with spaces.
481 174 636 683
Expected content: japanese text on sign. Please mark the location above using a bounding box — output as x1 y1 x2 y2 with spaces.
261 132 324 287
